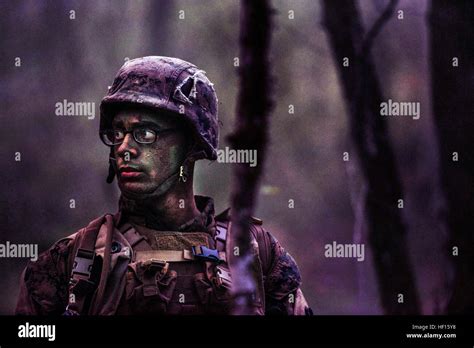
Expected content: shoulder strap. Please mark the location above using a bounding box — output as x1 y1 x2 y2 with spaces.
214 214 268 312
215 213 272 275
64 215 108 315
249 223 273 276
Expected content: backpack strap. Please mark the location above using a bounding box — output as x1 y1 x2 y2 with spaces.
120 223 149 252
248 220 273 276
214 214 268 312
215 213 272 275
64 214 112 315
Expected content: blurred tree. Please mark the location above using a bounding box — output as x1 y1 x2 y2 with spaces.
0 1 89 313
228 0 274 314
147 0 173 54
0 1 87 242
322 0 420 314
429 0 474 314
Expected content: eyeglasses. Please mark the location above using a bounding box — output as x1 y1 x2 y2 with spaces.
100 126 177 146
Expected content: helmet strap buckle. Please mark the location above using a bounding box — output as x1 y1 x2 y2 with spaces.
179 165 188 183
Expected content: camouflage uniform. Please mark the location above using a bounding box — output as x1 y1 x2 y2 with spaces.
15 57 312 315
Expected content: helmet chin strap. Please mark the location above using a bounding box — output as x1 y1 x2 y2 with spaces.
106 147 207 201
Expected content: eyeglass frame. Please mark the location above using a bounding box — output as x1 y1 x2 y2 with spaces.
100 125 178 146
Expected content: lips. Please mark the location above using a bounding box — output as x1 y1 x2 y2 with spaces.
118 166 144 179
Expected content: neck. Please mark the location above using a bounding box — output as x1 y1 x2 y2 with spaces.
120 178 201 230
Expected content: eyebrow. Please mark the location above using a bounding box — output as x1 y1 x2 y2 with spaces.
112 120 162 129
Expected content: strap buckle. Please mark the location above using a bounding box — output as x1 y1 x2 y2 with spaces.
192 245 221 263
215 224 227 243
215 265 232 289
140 259 169 297
143 259 168 275
72 248 95 277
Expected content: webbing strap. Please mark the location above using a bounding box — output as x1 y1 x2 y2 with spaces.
64 215 106 315
135 249 226 263
136 250 193 263
122 226 146 248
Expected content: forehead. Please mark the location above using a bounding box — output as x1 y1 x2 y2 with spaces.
112 108 176 128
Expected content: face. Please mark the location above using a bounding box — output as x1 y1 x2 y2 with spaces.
111 108 188 195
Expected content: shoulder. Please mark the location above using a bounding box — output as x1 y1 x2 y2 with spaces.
253 226 301 299
21 215 108 311
25 234 76 279
21 235 75 314
36 213 110 265
26 213 112 274
215 209 301 296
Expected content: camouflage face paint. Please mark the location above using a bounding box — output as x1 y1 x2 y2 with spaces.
112 108 188 196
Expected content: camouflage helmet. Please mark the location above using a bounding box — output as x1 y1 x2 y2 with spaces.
100 56 219 160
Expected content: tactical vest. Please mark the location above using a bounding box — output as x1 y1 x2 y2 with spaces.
63 213 269 315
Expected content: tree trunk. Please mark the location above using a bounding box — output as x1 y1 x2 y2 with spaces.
147 0 173 54
429 0 474 314
322 0 420 314
228 0 274 315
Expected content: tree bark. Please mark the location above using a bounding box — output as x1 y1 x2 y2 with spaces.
429 0 474 314
322 0 420 314
228 0 273 315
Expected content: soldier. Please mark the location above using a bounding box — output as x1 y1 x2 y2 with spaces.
16 56 312 315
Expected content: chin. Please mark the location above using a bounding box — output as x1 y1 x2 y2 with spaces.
119 181 150 195
119 181 154 196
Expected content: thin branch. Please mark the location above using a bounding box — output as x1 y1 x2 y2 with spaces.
361 0 399 57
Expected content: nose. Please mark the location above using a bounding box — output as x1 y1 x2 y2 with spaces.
115 133 139 159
